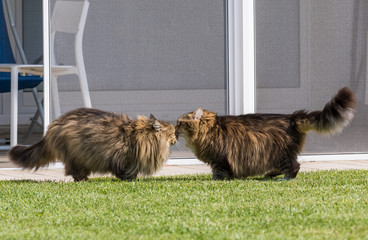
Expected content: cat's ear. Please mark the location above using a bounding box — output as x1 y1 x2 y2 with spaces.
153 120 161 132
150 114 157 120
193 107 203 120
137 115 148 121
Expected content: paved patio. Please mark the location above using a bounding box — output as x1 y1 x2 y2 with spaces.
2 129 368 181
1 158 368 182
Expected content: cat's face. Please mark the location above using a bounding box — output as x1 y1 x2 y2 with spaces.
148 115 177 145
159 122 177 145
175 108 204 140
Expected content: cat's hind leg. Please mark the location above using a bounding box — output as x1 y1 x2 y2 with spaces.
264 169 282 179
284 159 300 179
64 162 90 182
277 155 300 180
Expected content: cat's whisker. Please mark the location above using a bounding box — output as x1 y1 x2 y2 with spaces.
175 141 187 152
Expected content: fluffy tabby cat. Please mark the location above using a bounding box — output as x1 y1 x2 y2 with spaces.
176 87 356 180
9 108 177 181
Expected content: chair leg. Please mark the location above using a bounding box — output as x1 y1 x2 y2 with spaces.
21 88 44 141
22 99 43 141
10 67 18 147
78 68 92 108
51 76 61 118
31 87 44 124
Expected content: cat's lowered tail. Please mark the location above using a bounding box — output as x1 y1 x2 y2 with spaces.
8 139 54 170
293 87 356 134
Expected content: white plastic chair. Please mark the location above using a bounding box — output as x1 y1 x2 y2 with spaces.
0 0 92 147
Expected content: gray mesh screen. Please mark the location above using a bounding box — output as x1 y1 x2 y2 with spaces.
256 0 368 154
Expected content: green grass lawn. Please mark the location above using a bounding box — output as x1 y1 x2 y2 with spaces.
0 170 368 240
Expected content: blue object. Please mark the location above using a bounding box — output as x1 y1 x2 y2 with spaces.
0 2 42 93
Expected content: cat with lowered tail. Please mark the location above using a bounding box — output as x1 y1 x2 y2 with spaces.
9 108 177 181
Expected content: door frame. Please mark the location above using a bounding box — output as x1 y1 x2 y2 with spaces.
227 0 255 115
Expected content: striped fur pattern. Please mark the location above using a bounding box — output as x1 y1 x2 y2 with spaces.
9 108 177 181
176 87 356 180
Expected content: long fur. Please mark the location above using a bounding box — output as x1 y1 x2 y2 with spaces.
8 108 177 181
176 87 356 180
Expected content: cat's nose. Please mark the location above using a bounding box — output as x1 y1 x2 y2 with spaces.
169 135 177 145
175 129 180 140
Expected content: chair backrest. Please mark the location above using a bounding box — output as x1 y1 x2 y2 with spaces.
50 0 89 65
0 2 42 92
0 1 15 65
51 0 89 34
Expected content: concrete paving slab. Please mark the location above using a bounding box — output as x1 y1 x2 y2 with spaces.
0 160 367 182
0 165 212 182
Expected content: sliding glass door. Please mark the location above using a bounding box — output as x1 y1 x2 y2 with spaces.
256 0 368 155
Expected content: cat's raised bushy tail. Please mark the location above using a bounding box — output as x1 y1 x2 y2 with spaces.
8 139 54 170
293 87 356 134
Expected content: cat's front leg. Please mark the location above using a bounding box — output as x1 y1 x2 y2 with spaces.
116 172 138 181
210 161 234 180
110 159 139 181
113 167 138 181
64 161 90 182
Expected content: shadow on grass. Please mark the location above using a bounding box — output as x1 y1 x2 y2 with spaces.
138 174 291 182
0 179 67 184
109 174 214 182
0 175 212 184
0 176 290 184
1 173 304 184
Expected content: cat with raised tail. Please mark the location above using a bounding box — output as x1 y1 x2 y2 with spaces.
9 108 177 181
176 87 356 180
